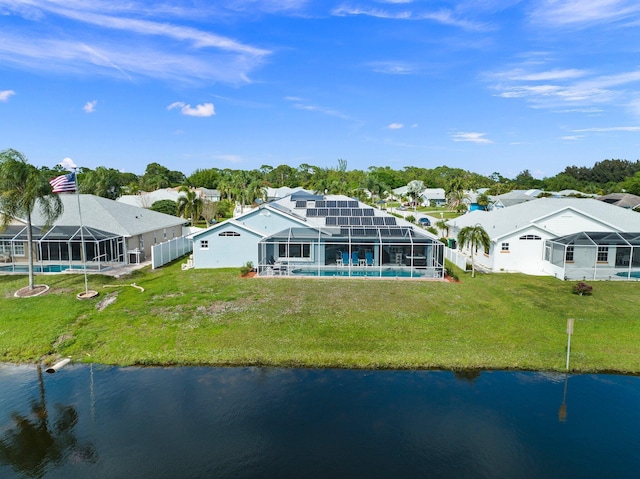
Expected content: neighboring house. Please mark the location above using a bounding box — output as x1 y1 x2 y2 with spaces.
265 186 306 202
489 189 542 209
420 188 446 207
0 194 186 270
447 197 640 280
597 193 640 210
117 187 219 208
191 190 444 279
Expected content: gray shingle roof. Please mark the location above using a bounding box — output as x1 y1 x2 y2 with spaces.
449 197 640 240
30 194 186 237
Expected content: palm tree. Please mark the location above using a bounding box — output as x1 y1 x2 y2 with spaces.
176 186 203 227
0 149 64 292
457 224 490 278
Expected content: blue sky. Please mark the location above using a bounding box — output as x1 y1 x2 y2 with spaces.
2 0 640 179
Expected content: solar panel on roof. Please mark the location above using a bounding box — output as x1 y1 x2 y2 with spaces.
373 217 385 225
329 208 340 216
384 217 396 225
337 217 349 225
351 208 363 216
306 208 318 217
349 217 361 225
317 208 329 216
326 200 337 207
338 200 348 208
365 228 378 236
351 228 365 236
348 201 358 207
325 217 337 226
363 209 374 216
315 200 326 208
340 208 350 216
361 217 373 225
295 200 307 208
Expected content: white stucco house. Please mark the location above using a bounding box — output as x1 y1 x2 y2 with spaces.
447 197 640 280
191 190 445 279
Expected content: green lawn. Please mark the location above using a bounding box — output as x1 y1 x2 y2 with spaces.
1 262 639 373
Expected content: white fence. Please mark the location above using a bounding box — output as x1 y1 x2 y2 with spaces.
443 246 468 271
151 235 193 269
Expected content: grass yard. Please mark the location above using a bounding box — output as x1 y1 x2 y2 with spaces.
0 261 639 373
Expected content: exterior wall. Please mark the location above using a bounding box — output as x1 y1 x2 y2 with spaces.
126 225 183 263
192 208 306 269
490 230 551 274
537 210 610 235
193 222 262 268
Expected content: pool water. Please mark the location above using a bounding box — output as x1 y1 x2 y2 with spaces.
290 267 427 278
0 264 85 273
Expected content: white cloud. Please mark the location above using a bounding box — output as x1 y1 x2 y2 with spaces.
451 132 493 144
529 0 640 28
215 154 242 163
168 101 215 117
0 89 15 101
285 96 352 120
367 61 417 75
560 135 583 141
83 100 97 113
387 123 404 129
0 1 270 85
60 157 78 169
573 126 640 132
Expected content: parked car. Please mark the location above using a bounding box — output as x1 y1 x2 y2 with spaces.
418 217 431 226
398 205 407 210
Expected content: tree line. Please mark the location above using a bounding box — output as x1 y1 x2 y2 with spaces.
33 158 640 201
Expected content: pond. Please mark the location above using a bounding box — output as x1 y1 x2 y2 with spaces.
1 365 638 478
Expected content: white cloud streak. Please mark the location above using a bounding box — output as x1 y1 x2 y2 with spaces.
0 89 15 101
451 132 493 144
168 102 216 117
387 123 404 129
573 126 640 132
0 0 270 84
529 0 640 28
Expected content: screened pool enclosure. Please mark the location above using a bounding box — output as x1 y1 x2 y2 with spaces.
0 224 126 272
544 231 640 281
256 226 445 279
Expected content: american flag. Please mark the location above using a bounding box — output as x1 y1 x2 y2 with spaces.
49 172 76 193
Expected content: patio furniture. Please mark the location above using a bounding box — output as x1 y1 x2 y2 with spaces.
342 252 350 266
351 251 359 266
365 251 374 266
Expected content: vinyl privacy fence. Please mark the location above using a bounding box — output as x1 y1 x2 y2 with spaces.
151 235 192 269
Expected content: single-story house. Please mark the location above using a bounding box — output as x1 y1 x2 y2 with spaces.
191 191 444 279
489 189 542 209
0 194 186 271
420 188 446 207
597 193 640 210
117 187 220 208
447 197 640 280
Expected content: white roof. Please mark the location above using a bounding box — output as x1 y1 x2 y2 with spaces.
448 197 640 240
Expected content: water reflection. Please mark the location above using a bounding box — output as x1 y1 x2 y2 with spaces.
0 366 97 478
1 365 638 479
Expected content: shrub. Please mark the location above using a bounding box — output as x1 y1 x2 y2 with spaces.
239 261 254 277
405 215 416 223
573 281 593 296
444 259 463 282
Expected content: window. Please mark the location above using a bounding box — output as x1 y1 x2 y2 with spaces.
278 243 311 258
501 242 509 252
200 240 209 250
597 246 608 262
565 245 574 262
0 241 10 254
14 243 25 256
219 231 240 237
519 235 541 240
163 228 167 240
138 234 144 250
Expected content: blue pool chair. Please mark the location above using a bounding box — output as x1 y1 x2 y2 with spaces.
351 251 359 266
365 251 373 266
342 251 350 266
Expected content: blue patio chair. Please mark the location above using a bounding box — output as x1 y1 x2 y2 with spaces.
341 251 350 266
351 251 360 266
365 251 373 266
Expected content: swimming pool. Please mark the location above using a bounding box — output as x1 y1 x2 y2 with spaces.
616 271 640 279
0 264 86 273
289 267 430 278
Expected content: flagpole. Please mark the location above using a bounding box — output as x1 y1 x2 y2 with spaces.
74 168 89 296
